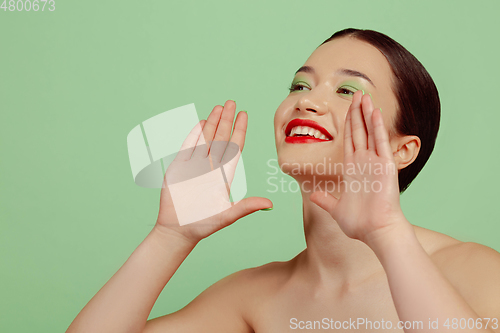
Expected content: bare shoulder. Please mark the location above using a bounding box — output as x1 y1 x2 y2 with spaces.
185 258 292 311
144 259 293 333
419 227 500 317
230 259 295 297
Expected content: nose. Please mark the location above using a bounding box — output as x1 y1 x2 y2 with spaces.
294 88 328 116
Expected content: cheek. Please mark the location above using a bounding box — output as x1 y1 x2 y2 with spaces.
273 102 291 135
273 111 280 134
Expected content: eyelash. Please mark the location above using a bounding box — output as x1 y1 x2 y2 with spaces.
288 83 356 95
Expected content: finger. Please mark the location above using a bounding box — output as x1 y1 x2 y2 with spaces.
372 109 393 158
212 100 236 144
222 111 247 164
221 197 273 226
350 91 368 151
361 93 376 152
310 191 339 216
192 104 224 158
343 108 354 158
210 100 237 161
174 120 207 161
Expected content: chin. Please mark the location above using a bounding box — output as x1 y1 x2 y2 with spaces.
277 149 343 180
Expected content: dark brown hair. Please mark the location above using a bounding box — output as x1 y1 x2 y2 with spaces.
321 28 440 193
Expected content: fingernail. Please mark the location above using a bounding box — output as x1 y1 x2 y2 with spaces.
260 207 273 211
361 89 365 95
242 110 247 114
379 107 383 113
368 92 373 99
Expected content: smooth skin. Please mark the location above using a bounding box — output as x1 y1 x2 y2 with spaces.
66 37 500 333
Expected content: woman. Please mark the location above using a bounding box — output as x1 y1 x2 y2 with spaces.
66 28 500 333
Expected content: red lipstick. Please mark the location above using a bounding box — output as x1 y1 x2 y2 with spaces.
284 118 333 144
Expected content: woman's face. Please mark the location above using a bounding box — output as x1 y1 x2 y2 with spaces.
274 37 398 182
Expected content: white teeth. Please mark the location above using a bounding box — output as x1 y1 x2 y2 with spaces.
288 125 331 140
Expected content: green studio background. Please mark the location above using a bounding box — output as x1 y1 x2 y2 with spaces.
1 0 499 331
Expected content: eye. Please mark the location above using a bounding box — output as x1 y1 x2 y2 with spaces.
288 82 310 93
336 86 357 95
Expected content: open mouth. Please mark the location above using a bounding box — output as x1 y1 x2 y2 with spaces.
285 118 333 144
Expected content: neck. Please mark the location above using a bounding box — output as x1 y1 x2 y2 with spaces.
292 189 385 290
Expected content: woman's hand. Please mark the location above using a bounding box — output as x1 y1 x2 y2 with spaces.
310 90 410 246
154 100 273 246
310 91 499 332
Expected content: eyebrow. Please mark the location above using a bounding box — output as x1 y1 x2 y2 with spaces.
295 65 376 88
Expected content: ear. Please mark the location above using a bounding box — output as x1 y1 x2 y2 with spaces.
391 135 421 171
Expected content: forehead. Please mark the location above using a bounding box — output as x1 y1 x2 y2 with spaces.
304 37 393 87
